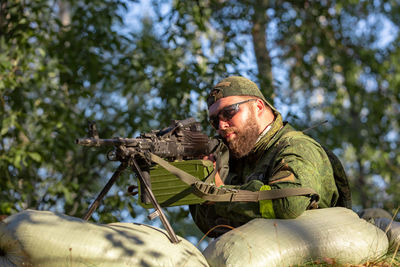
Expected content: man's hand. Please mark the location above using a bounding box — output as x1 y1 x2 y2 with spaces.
203 154 224 187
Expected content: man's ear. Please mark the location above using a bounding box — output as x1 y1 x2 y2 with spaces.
255 98 265 116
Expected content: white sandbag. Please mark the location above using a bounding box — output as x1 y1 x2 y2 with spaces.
0 210 209 267
203 207 388 267
374 217 400 252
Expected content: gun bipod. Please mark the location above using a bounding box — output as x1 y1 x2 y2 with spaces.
82 158 180 244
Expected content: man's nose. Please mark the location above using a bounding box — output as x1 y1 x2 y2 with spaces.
218 119 229 130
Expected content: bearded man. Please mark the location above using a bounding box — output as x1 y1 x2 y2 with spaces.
190 76 350 237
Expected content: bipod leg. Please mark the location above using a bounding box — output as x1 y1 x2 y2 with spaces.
131 158 180 244
83 162 128 221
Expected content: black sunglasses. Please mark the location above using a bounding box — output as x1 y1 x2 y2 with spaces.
209 99 257 129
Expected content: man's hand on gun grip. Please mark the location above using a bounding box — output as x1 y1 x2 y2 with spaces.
202 154 224 205
203 154 224 188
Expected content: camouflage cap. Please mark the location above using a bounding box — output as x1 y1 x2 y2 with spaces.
207 76 268 107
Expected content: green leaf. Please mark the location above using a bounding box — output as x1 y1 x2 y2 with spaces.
28 152 42 162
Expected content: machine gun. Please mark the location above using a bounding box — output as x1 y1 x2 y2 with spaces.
76 118 217 243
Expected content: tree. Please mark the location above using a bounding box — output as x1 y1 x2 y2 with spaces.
0 0 141 221
0 0 238 242
153 0 400 213
268 1 400 211
2 0 400 246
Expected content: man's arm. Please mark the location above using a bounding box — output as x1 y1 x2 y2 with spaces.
211 135 337 222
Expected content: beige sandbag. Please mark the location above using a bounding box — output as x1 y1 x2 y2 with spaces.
0 221 29 267
203 207 388 267
374 217 400 252
359 208 393 220
0 210 209 267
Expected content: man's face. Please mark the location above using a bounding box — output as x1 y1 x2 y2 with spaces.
208 96 261 158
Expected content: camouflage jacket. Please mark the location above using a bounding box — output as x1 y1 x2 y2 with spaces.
190 114 340 237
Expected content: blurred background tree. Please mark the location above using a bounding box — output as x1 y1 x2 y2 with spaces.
1 0 399 245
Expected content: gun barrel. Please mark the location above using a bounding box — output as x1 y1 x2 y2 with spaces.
75 138 138 147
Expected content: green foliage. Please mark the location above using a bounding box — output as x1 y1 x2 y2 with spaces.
1 0 400 246
0 0 240 228
0 0 139 221
149 0 400 211
266 1 400 211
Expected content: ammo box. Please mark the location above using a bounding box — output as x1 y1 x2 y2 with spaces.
138 160 214 208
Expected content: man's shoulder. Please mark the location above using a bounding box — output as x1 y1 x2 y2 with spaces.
267 123 329 164
275 123 320 146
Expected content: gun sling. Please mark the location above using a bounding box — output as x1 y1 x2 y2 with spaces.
149 153 320 203
191 181 319 202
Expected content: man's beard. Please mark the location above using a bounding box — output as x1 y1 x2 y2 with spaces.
221 117 260 159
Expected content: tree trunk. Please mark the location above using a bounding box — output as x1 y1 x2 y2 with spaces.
58 1 71 27
250 0 273 100
0 1 7 36
356 156 370 208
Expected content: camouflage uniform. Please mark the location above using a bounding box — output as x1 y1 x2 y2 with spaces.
190 76 344 237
